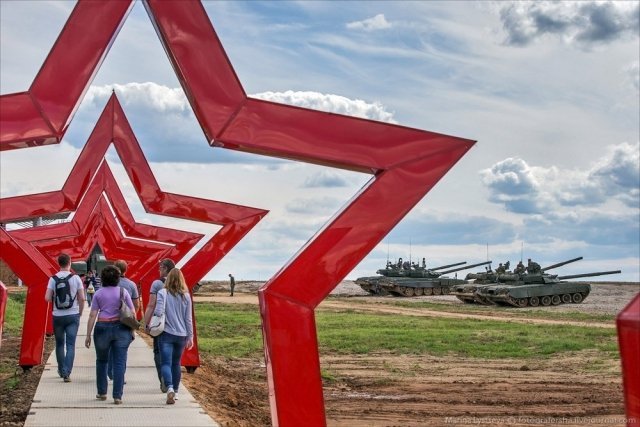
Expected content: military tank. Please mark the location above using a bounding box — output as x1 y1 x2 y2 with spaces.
452 257 583 305
476 269 622 307
374 260 493 297
355 258 466 296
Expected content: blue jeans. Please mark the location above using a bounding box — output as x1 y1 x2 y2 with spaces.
159 332 187 392
94 322 132 399
153 336 162 383
53 313 80 378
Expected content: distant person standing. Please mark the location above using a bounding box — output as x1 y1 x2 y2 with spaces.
108 260 141 381
45 253 85 382
86 280 96 307
144 258 175 393
84 271 97 307
155 268 194 404
228 273 235 297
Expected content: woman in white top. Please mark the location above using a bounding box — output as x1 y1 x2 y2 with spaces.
155 268 194 404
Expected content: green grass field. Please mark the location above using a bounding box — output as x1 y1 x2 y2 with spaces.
3 291 26 335
194 302 619 360
375 298 617 323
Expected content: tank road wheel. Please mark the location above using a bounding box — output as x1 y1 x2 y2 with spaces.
414 288 425 296
432 288 442 296
572 293 583 304
423 288 433 296
551 295 561 305
561 294 572 304
529 296 540 307
541 296 551 306
401 287 415 297
516 298 528 307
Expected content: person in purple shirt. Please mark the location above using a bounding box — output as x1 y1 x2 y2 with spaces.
85 265 135 405
107 260 140 381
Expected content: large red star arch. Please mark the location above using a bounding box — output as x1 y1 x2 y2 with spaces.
1 1 475 425
0 95 268 368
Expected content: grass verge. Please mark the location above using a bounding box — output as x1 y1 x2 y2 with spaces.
194 302 618 360
375 299 617 323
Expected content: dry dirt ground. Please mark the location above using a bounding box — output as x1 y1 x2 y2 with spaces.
1 281 638 426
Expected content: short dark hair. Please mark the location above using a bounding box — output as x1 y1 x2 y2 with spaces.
160 258 175 272
114 260 127 275
101 265 121 287
58 253 71 268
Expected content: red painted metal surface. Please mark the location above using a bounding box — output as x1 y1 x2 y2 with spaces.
0 94 266 367
144 2 475 424
0 1 134 150
0 281 7 349
617 293 640 425
1 1 484 424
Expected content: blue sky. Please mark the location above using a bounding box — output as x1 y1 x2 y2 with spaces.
1 1 638 282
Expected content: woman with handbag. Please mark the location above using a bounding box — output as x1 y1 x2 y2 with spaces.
84 265 135 405
154 267 194 404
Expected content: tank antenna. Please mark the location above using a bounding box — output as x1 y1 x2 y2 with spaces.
386 242 390 265
520 241 524 262
409 238 412 266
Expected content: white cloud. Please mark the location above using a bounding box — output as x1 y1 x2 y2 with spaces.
303 170 351 188
346 14 392 31
481 142 640 213
285 196 342 215
480 157 547 214
251 90 397 123
625 61 639 92
85 83 189 113
499 1 640 49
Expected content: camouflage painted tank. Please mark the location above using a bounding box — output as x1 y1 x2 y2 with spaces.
452 257 583 305
476 269 621 307
371 259 492 297
355 258 466 296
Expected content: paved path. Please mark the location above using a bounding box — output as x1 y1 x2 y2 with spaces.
25 311 219 426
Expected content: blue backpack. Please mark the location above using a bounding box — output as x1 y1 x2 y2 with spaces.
52 274 76 310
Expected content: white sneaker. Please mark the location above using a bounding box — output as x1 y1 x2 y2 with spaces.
174 392 179 401
166 388 175 405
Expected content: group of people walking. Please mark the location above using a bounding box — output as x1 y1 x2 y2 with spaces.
46 254 193 405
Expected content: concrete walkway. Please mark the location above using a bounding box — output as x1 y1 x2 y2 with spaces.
25 311 219 426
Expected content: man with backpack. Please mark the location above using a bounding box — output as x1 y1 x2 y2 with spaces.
45 253 85 382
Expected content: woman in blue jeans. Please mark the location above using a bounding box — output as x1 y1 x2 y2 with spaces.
154 268 194 404
84 265 135 405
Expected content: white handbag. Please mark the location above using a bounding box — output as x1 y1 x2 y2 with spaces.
148 289 166 337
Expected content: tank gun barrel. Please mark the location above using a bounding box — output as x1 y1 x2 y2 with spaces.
430 261 467 271
542 257 584 272
440 260 492 275
558 270 621 280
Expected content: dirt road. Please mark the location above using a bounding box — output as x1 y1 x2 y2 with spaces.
183 281 636 426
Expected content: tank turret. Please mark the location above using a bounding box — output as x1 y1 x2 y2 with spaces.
454 257 587 305
356 258 491 297
476 265 622 307
377 260 492 297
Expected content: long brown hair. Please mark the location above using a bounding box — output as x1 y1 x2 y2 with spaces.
165 268 188 297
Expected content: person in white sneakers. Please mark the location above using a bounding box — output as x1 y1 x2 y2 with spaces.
154 267 194 404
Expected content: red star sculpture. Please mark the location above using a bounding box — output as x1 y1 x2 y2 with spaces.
3 190 176 367
0 95 267 367
1 1 474 424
